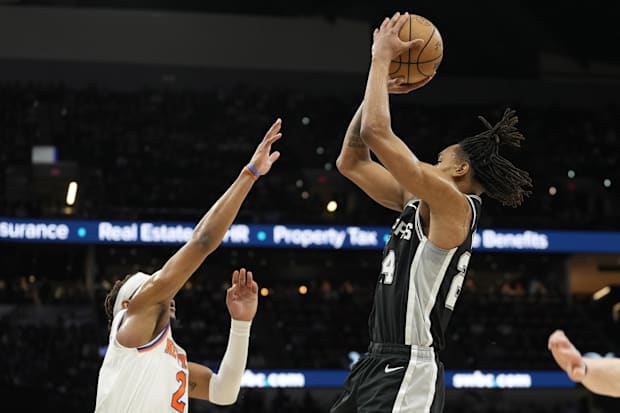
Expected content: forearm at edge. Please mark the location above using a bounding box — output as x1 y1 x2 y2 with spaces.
582 357 620 397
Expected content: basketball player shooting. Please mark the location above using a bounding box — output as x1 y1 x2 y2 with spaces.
331 12 532 413
94 119 283 413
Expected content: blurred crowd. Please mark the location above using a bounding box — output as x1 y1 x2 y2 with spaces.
2 81 619 412
1 246 617 411
1 82 618 229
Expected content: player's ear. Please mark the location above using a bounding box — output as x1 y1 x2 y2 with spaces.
454 161 470 177
122 300 130 310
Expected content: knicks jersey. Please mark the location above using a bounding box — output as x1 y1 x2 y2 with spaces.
95 310 189 413
369 195 481 350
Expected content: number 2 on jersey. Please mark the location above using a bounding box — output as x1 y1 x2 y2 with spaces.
381 250 396 284
171 370 187 412
445 251 471 310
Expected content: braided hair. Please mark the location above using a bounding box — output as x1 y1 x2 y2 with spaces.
103 273 134 329
458 108 532 207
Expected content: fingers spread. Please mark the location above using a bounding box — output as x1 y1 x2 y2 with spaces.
267 132 283 145
265 118 282 139
395 12 409 30
390 11 401 25
380 17 390 30
269 151 281 164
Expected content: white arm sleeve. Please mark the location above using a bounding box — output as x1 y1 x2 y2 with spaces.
208 319 251 405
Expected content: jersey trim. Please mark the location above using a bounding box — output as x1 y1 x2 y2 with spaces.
414 204 425 241
404 240 426 346
137 322 170 353
466 195 478 230
422 246 457 345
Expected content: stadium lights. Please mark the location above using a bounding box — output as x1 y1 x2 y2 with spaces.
613 302 620 322
593 286 611 301
66 181 78 206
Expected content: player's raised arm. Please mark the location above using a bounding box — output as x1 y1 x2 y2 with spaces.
336 102 406 212
118 119 282 346
360 13 470 243
360 13 531 248
336 78 433 212
188 268 259 404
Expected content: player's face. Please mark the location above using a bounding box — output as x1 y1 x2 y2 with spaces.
434 144 461 175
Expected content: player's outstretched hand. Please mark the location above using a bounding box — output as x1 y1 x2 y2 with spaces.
248 118 283 176
548 330 587 382
372 12 424 62
226 268 259 322
387 76 435 94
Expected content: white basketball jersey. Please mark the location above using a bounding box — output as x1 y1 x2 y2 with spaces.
95 310 189 413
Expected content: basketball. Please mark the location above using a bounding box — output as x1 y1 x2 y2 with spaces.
389 14 443 84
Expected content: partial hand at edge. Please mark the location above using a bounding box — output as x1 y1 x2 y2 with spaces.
548 329 587 382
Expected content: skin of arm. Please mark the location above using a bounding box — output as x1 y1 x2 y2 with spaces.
188 362 213 400
117 119 282 348
336 78 441 211
359 12 470 248
336 102 407 211
549 329 620 397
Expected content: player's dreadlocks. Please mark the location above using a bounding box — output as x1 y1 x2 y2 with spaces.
458 108 532 207
104 273 134 330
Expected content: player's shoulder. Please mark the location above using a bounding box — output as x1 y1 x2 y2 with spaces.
403 195 421 209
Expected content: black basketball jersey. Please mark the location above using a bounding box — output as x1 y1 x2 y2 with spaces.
368 195 482 350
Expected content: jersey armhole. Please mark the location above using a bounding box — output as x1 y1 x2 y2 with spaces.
465 195 479 230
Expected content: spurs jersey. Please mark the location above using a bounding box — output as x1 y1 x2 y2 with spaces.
95 310 189 413
369 195 481 350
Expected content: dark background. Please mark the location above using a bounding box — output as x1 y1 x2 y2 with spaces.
1 1 620 412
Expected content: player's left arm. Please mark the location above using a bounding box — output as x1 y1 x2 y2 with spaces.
188 362 213 400
188 268 257 404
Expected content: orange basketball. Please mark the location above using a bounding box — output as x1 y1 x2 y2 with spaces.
389 14 443 84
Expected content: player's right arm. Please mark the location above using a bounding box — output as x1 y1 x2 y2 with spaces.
337 79 434 211
336 102 406 211
548 330 620 397
119 120 282 347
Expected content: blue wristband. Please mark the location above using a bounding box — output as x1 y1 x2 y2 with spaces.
247 164 260 178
